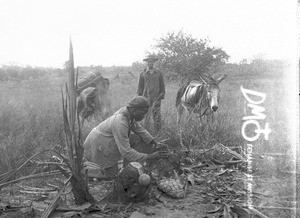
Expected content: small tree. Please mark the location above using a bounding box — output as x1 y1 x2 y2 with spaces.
153 31 229 82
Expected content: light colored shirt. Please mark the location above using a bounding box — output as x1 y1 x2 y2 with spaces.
83 107 154 169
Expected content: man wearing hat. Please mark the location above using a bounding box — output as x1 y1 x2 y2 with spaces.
137 54 165 132
83 96 168 178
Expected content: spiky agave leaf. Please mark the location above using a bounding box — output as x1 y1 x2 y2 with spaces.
68 39 76 132
61 85 73 164
69 45 77 176
58 39 95 205
67 40 86 176
74 66 84 169
42 176 72 218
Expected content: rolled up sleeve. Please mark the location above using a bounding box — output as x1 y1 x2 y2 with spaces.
111 116 148 163
131 121 154 145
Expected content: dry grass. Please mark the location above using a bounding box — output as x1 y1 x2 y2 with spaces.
0 62 297 216
0 75 65 173
0 66 294 172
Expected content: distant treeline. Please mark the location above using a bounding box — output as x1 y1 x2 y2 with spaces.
220 59 287 79
0 58 286 82
0 65 65 81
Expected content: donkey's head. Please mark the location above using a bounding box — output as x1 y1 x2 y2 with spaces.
199 73 227 112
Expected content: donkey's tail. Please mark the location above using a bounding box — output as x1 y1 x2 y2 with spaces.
175 84 188 107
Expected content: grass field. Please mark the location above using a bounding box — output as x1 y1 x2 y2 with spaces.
0 65 295 169
0 62 298 217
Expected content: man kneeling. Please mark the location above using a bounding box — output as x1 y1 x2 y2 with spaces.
83 96 168 179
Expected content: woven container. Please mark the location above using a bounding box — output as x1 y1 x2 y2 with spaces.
77 71 103 94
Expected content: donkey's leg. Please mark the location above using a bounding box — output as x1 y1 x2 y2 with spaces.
176 103 183 145
176 103 188 152
176 103 184 126
185 108 195 125
210 112 214 123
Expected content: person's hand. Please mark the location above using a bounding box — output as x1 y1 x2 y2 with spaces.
151 140 158 148
147 151 161 160
153 142 169 153
147 150 169 160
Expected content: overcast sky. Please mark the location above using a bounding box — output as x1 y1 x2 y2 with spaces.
0 0 298 67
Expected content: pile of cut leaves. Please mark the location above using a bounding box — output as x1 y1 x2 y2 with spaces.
0 143 270 218
145 143 255 217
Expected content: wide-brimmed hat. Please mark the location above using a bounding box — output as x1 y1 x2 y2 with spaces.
143 54 159 62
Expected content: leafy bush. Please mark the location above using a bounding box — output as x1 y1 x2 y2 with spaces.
153 30 229 82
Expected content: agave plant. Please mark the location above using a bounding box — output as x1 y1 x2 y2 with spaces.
40 40 95 218
59 39 94 205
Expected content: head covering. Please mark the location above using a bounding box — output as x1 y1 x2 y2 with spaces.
127 96 150 108
143 54 159 62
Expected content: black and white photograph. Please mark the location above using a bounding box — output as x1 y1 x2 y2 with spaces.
0 0 298 217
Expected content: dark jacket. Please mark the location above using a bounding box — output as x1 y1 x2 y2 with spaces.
137 68 165 102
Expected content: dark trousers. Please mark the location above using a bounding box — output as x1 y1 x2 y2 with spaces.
144 100 162 132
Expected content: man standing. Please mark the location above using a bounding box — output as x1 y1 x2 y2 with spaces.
83 96 168 178
137 54 165 132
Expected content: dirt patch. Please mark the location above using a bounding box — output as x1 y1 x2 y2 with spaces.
0 171 297 218
0 169 248 218
0 146 297 218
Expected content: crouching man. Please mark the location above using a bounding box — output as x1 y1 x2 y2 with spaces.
83 96 168 179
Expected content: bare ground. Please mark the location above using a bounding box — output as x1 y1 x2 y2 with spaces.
0 169 297 218
0 149 297 218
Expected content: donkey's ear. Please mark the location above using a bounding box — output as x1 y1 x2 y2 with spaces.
216 74 227 84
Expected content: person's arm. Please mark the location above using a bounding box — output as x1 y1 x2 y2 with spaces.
112 116 148 162
131 121 154 145
112 118 164 161
137 73 144 96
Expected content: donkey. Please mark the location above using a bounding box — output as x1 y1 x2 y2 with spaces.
175 73 227 150
77 77 111 125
